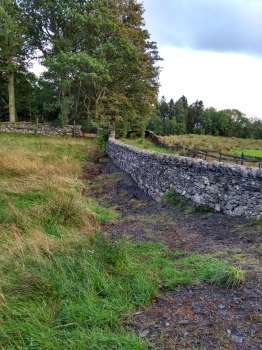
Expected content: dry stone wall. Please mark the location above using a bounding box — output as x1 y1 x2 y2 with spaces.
107 138 262 218
0 122 82 137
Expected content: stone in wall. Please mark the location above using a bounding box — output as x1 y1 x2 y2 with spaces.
0 122 82 137
107 138 262 219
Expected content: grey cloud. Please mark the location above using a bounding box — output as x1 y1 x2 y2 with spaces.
143 0 262 56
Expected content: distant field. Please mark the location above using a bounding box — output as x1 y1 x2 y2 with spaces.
121 135 262 167
121 138 175 155
161 134 262 158
233 149 262 158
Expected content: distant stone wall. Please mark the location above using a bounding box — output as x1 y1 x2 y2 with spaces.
107 138 262 218
0 122 82 137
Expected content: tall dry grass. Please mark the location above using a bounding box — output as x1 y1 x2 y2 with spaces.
161 134 262 154
0 134 98 263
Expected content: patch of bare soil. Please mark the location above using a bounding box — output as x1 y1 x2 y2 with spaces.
128 285 262 350
84 158 262 350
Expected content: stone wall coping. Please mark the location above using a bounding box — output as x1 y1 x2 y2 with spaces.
109 138 262 180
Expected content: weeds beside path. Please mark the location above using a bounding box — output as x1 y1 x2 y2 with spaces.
85 157 262 350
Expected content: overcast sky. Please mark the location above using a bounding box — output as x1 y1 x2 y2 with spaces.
143 0 262 119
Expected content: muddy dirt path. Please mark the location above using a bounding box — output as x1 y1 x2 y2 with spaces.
85 158 262 350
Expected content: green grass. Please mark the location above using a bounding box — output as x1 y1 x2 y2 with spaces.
88 199 120 223
121 138 176 155
0 237 154 349
0 237 244 349
0 133 245 349
0 133 100 238
162 254 245 289
247 218 262 228
233 149 262 158
163 191 213 214
0 132 90 162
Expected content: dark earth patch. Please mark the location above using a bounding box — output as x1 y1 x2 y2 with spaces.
84 157 262 350
128 285 262 350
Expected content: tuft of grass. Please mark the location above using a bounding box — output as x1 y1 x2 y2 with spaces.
88 199 120 223
163 191 190 209
163 191 213 214
161 255 245 289
12 191 51 209
248 218 262 227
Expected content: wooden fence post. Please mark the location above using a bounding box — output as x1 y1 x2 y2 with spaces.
241 152 244 166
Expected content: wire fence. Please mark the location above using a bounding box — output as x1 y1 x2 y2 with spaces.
146 131 262 168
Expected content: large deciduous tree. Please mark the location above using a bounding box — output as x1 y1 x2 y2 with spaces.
19 0 160 132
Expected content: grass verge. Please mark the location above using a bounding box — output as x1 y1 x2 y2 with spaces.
0 133 244 349
87 198 120 223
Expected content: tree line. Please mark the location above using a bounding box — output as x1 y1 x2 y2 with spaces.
0 0 160 134
1 1 261 140
149 96 262 139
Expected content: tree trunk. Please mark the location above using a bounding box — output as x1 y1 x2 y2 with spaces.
8 71 16 123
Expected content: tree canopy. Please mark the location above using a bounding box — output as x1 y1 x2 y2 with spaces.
0 0 160 133
150 96 262 139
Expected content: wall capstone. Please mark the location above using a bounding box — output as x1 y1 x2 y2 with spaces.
107 138 262 219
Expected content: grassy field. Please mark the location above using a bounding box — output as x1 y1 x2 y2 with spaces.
0 133 244 349
161 134 262 157
233 148 262 158
121 138 175 155
122 135 262 162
